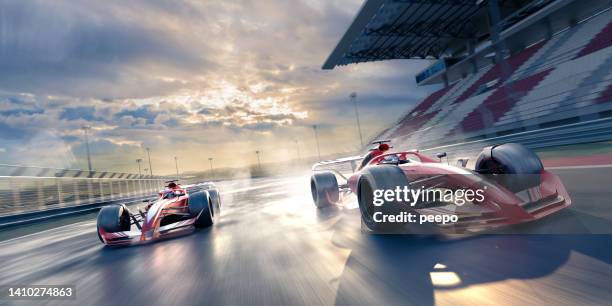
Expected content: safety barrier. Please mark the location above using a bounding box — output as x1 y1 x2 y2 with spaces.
0 164 173 217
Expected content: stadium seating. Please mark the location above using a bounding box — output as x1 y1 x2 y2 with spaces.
382 8 612 149
452 68 553 134
597 83 612 105
575 22 612 58
452 42 545 105
394 111 439 137
408 84 455 116
499 48 611 126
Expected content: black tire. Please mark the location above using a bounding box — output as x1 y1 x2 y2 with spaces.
310 172 339 208
207 189 222 215
357 165 411 233
188 191 215 228
97 205 131 242
475 143 543 192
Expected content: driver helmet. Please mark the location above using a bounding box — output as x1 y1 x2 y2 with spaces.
378 143 390 151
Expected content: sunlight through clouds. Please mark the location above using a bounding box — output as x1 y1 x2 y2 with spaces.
0 0 431 173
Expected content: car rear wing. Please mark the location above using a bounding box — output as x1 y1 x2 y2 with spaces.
184 182 216 193
312 155 363 180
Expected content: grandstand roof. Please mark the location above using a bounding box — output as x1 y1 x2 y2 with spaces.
322 0 540 70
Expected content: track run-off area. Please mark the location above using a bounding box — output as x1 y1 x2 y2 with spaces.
1 166 612 306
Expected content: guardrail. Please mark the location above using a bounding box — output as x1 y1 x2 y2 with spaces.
0 195 153 229
0 163 163 179
0 164 173 217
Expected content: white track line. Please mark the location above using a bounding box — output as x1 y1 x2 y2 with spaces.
547 164 612 170
0 220 95 245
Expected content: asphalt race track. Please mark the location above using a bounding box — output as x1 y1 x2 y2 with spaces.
1 166 612 306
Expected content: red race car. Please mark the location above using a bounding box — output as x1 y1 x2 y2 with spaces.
310 142 571 233
96 180 221 245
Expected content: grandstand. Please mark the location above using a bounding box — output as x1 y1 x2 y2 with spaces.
324 0 612 159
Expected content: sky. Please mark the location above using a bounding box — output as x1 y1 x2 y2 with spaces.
0 0 435 174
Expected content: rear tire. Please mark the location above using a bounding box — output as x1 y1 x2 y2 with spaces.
97 205 131 242
475 143 543 192
310 172 339 208
188 191 215 228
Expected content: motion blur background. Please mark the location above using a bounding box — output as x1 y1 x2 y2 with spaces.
1 1 612 305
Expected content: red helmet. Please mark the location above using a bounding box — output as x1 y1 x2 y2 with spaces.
379 143 390 151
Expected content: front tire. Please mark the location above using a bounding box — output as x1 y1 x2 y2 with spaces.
188 191 215 228
97 204 131 243
207 189 222 215
310 172 339 208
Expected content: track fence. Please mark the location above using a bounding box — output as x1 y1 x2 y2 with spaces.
0 164 172 216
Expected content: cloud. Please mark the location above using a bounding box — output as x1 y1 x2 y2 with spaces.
0 0 434 172
0 130 76 168
193 99 306 131
0 108 44 117
115 106 159 124
0 0 214 99
60 106 102 121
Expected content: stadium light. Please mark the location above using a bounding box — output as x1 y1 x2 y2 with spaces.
208 157 215 180
295 140 301 162
350 92 364 147
174 156 179 180
255 150 262 170
146 147 153 176
81 126 93 172
312 125 321 161
136 158 143 176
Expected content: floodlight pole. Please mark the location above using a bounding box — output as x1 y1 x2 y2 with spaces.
136 159 143 176
146 147 153 176
208 157 215 180
82 126 93 172
350 92 364 147
255 150 261 170
295 140 301 161
174 156 179 180
312 125 321 161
